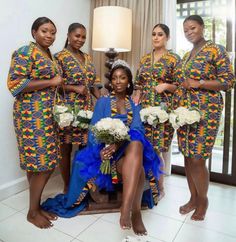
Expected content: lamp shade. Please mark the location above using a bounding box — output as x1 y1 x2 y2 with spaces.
92 6 132 52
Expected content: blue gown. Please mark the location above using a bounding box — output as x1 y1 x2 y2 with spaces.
42 96 162 217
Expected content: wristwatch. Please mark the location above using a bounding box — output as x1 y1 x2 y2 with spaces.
199 79 205 88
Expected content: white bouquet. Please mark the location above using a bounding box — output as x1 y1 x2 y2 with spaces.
72 109 93 129
53 105 74 128
140 106 169 127
169 106 201 129
91 117 130 174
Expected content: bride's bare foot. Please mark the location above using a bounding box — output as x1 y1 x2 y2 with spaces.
191 197 208 221
27 210 53 229
179 199 197 215
131 211 147 235
120 207 131 230
40 209 58 221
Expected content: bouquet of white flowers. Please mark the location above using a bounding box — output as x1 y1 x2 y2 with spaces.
91 117 130 174
72 108 93 129
140 106 169 127
169 106 201 129
53 105 74 128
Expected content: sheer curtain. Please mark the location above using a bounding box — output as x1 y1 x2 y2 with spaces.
89 0 176 82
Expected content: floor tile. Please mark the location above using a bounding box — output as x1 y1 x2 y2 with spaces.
164 184 190 203
142 211 183 241
77 219 162 242
0 212 74 242
185 210 236 237
1 190 28 211
174 223 236 242
102 210 183 241
0 203 17 222
53 214 98 237
164 175 188 189
151 197 187 222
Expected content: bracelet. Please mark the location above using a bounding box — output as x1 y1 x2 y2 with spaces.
199 79 205 88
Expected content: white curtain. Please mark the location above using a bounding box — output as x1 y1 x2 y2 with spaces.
89 0 177 82
162 0 177 51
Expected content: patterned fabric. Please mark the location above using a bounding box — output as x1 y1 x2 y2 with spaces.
174 41 235 160
42 97 161 217
55 49 97 145
135 51 182 152
7 42 61 172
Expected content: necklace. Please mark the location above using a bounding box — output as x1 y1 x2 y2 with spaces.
110 92 133 126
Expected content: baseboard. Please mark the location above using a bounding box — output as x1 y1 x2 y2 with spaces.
0 176 28 201
0 168 60 201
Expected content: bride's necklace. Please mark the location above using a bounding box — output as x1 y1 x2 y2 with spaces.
110 92 133 126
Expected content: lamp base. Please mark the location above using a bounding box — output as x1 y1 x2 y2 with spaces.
105 48 119 79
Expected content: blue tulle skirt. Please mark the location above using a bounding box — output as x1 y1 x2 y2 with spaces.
42 129 161 218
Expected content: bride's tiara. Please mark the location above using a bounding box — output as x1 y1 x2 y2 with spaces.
111 59 130 70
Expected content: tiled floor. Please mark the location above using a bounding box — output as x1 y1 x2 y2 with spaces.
0 174 236 242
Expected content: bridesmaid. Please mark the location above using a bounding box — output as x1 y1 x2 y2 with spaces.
55 23 100 193
176 15 235 220
133 24 181 200
7 17 63 228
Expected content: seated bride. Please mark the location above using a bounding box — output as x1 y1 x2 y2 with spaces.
42 60 162 235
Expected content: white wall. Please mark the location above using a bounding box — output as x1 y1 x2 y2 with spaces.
0 0 91 200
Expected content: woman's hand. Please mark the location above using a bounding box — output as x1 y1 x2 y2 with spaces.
74 85 88 95
100 87 109 97
51 75 63 87
100 144 119 160
182 78 200 89
132 90 142 105
187 78 201 88
154 83 167 93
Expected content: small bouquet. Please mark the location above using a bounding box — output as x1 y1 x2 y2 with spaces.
53 104 74 128
140 105 169 127
91 117 130 174
72 108 93 129
169 106 201 129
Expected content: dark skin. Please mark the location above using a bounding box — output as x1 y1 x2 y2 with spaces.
60 27 100 193
179 19 227 221
24 22 62 229
100 68 147 235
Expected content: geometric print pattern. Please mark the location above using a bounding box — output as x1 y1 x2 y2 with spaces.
8 42 61 172
55 49 97 145
175 41 235 160
135 51 182 152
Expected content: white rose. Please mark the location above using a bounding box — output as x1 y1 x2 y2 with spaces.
54 105 68 113
185 110 201 124
147 115 156 126
77 110 87 118
169 112 180 129
86 111 93 119
158 110 169 123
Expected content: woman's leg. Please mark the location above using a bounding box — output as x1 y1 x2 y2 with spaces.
179 157 198 214
188 158 209 220
27 170 55 228
60 143 72 193
131 167 147 235
118 141 144 231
